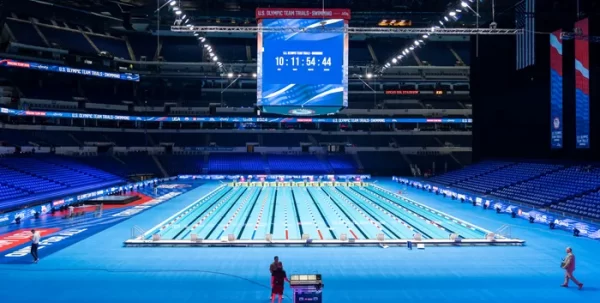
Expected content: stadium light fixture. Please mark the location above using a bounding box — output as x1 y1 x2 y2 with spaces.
449 11 456 17
252 73 257 78
227 73 233 78
439 20 444 26
366 73 373 78
396 55 402 59
184 19 189 24
193 33 198 36
200 37 206 42
182 14 186 19
169 0 176 6
443 16 449 22
423 34 428 39
392 58 397 63
175 11 182 15
213 56 218 61
461 1 468 7
204 44 210 48
414 40 420 45
409 46 414 50
173 6 180 11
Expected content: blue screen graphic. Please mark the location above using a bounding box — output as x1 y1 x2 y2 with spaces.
258 19 348 110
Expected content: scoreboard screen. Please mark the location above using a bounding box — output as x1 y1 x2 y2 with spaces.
257 18 348 116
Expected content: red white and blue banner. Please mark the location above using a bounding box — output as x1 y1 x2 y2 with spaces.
574 18 590 149
550 29 563 149
392 177 600 240
0 58 139 82
0 107 472 124
256 8 351 20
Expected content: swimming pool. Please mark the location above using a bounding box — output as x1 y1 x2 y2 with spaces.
127 182 524 246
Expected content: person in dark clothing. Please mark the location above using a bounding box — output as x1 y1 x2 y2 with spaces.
269 256 281 299
271 262 289 303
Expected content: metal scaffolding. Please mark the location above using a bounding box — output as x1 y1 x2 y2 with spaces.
171 26 521 35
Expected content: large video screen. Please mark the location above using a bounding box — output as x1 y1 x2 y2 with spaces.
257 18 348 116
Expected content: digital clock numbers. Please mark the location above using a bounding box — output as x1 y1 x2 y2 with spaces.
275 56 332 67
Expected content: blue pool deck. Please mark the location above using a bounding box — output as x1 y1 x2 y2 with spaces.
0 178 598 303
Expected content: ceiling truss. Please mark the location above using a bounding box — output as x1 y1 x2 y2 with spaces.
171 26 521 35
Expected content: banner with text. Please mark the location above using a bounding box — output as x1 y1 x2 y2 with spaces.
256 8 350 20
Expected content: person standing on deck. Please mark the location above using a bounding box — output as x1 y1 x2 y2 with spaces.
561 247 583 290
271 262 289 303
269 256 281 299
30 229 40 263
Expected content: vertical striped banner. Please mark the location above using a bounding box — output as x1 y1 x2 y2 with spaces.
574 18 590 149
516 0 536 70
550 30 563 149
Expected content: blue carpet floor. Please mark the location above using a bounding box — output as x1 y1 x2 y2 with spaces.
0 179 598 303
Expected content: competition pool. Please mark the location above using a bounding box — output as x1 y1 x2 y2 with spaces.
127 182 524 246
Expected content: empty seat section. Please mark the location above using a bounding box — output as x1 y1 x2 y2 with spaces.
416 43 457 66
429 161 511 185
208 153 265 174
554 190 600 219
152 133 207 146
160 37 204 62
89 36 131 59
267 155 329 174
128 34 157 60
211 38 249 62
455 163 563 194
104 133 150 146
7 19 46 47
349 136 391 147
327 155 357 174
39 26 95 54
262 133 309 146
357 151 410 175
493 166 600 207
211 133 257 147
349 41 372 63
159 155 204 175
0 156 122 209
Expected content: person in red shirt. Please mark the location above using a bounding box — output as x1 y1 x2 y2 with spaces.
271 262 290 303
561 247 583 290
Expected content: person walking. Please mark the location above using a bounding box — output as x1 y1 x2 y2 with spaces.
30 229 40 263
561 247 583 290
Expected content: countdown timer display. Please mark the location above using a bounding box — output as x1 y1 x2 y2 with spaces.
257 18 348 113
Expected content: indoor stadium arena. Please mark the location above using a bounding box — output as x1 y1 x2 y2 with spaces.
0 0 599 302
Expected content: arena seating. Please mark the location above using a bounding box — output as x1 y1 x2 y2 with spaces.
431 161 600 220
327 155 358 174
267 154 330 174
207 153 265 174
553 190 600 219
357 151 411 176
429 161 513 185
160 155 205 175
6 19 46 47
454 163 563 193
493 166 600 207
0 156 123 210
